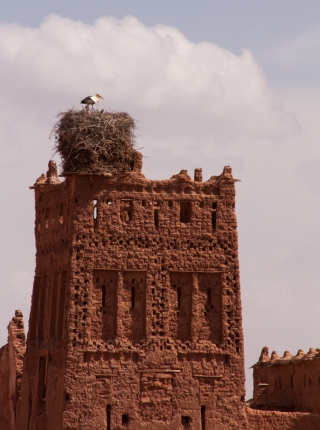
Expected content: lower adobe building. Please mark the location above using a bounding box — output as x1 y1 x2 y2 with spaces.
1 111 320 429
252 346 320 414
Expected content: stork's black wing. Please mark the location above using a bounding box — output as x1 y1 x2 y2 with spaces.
81 96 95 105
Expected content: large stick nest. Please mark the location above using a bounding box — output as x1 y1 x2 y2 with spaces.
51 109 137 175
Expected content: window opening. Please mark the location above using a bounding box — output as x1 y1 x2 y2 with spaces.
93 199 98 221
180 202 191 223
38 356 47 402
201 406 206 430
212 211 216 233
102 285 106 307
131 285 135 309
207 287 211 305
182 416 190 425
177 287 181 309
107 405 111 430
122 414 129 424
154 209 159 229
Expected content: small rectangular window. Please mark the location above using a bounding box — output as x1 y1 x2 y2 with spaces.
201 406 206 430
102 285 106 307
212 211 216 233
122 414 129 424
180 202 191 223
207 288 211 305
38 356 47 403
107 405 111 430
93 199 98 221
131 285 135 309
182 416 190 425
154 209 159 229
177 287 181 309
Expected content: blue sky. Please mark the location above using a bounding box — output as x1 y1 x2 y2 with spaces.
1 1 320 398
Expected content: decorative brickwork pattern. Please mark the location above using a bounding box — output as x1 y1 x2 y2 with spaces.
18 157 248 430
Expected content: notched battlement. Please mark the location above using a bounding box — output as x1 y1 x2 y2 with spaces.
253 345 320 368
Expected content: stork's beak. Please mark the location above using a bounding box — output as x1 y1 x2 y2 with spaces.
97 94 103 99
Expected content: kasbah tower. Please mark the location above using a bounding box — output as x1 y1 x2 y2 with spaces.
3 110 320 430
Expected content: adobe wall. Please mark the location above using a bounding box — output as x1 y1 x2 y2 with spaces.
19 171 68 430
246 407 320 429
19 161 249 429
0 310 26 430
252 346 320 414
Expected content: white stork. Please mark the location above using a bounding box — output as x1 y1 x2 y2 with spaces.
81 94 103 110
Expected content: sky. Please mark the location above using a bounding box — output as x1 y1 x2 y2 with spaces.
1 1 320 398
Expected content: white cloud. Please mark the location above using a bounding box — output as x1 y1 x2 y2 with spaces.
0 15 316 399
0 13 297 151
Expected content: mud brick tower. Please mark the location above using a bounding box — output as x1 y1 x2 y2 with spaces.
18 111 247 430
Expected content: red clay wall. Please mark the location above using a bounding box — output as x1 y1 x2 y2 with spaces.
253 348 320 414
247 407 320 429
19 164 249 429
0 310 26 430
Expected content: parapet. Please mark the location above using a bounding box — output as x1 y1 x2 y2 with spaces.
253 345 320 368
